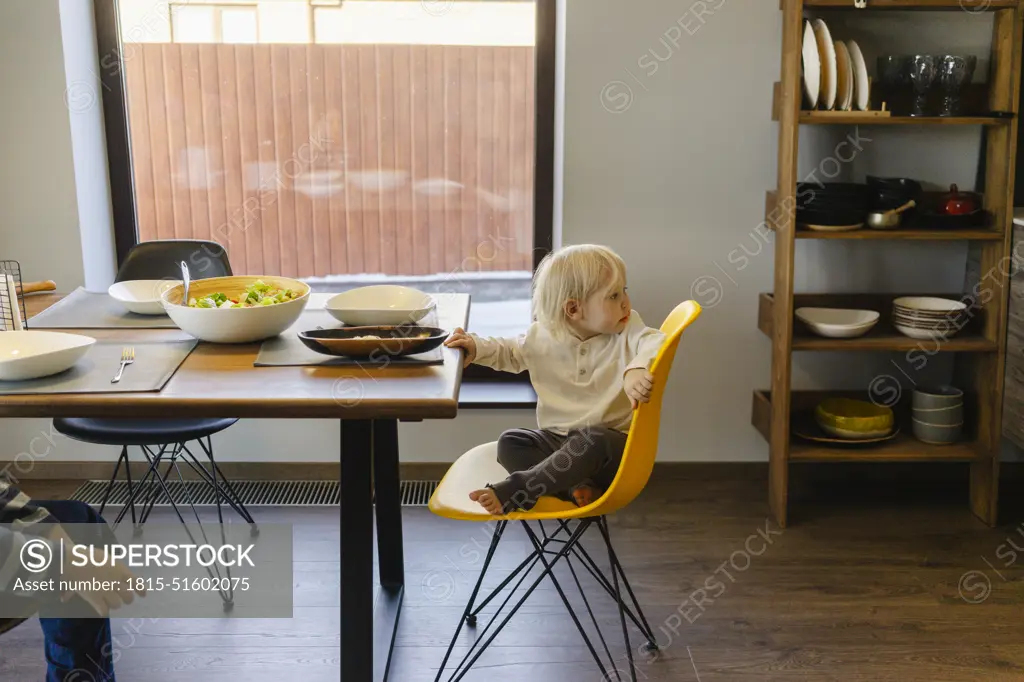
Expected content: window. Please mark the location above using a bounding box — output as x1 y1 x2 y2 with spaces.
95 0 555 343
170 3 259 44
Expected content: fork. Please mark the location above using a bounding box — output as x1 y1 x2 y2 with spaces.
111 347 135 384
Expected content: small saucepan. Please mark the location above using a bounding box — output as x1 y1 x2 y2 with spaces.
867 199 916 229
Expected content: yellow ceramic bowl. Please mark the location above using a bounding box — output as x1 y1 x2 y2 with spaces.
815 397 894 439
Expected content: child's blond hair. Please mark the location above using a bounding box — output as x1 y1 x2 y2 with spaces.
532 244 627 340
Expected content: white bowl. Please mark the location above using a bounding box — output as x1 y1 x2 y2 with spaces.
795 307 880 338
109 280 179 315
0 331 96 381
160 276 311 343
325 285 435 326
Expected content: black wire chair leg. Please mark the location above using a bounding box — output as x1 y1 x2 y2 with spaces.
111 445 167 527
98 446 127 517
433 520 507 682
137 445 180 527
521 520 612 682
197 436 256 526
599 523 659 650
443 519 591 682
180 441 257 529
468 551 536 619
467 520 572 618
557 521 655 644
598 517 636 682
166 453 234 606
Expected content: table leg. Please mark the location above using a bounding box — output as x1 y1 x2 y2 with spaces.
372 419 404 681
340 420 373 682
373 419 404 587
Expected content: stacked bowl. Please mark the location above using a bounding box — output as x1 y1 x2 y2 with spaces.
912 386 963 444
796 182 869 231
815 397 895 440
892 296 967 340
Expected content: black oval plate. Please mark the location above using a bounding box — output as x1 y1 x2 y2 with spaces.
298 326 447 358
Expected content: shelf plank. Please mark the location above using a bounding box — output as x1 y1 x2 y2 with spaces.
758 293 995 352
796 227 1004 240
802 0 1014 8
790 435 982 462
800 113 1010 125
751 390 983 463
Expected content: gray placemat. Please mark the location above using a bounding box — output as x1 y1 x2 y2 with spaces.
28 287 178 329
255 307 444 367
0 339 198 395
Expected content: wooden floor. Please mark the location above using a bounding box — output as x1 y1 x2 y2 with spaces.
3 466 1024 681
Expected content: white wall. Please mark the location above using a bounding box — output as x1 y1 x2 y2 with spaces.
0 0 994 466
0 0 84 289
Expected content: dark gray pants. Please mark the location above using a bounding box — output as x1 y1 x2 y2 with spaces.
488 426 628 512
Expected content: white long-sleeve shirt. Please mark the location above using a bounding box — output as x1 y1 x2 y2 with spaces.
470 311 667 435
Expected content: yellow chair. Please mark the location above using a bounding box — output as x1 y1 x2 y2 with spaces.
428 300 702 682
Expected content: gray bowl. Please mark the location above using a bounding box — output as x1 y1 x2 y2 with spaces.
912 386 964 411
913 404 963 426
912 418 963 444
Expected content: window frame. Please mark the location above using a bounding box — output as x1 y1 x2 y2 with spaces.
93 0 555 383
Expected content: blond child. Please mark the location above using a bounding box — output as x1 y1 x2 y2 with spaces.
444 244 667 514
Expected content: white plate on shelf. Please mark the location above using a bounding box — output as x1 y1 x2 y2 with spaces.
801 20 820 109
847 40 870 111
834 40 853 111
812 18 837 111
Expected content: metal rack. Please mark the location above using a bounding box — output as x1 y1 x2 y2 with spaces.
0 261 28 331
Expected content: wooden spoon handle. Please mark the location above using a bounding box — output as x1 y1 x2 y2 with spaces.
16 280 57 295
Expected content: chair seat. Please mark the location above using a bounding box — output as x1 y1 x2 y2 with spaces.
429 441 578 522
53 418 239 446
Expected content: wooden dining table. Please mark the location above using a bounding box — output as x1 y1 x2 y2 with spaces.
5 292 472 682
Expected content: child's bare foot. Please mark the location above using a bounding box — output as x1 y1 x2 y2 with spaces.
571 484 602 508
469 488 503 514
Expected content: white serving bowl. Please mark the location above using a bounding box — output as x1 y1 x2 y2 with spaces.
109 280 179 315
160 275 311 343
0 331 96 381
325 285 435 326
795 307 879 338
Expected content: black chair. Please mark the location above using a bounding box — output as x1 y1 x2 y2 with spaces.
54 240 256 536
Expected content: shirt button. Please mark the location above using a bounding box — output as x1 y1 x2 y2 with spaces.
580 347 587 356
579 368 586 376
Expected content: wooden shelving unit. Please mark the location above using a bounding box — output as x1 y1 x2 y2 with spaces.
758 0 1024 527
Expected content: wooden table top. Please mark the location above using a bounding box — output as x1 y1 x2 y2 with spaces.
2 293 469 420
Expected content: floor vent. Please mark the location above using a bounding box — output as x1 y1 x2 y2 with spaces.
69 480 440 508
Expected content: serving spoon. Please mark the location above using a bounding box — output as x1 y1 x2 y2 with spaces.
180 261 191 304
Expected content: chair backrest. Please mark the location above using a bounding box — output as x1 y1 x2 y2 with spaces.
588 300 702 516
115 240 233 282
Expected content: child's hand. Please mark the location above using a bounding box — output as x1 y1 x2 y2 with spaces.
624 368 655 409
444 327 477 367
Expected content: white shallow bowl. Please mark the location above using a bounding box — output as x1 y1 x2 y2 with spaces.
0 331 96 381
893 296 967 314
161 275 311 343
795 307 880 338
325 285 435 326
109 280 179 315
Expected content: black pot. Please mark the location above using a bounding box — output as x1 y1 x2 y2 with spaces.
866 176 924 196
797 207 868 226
